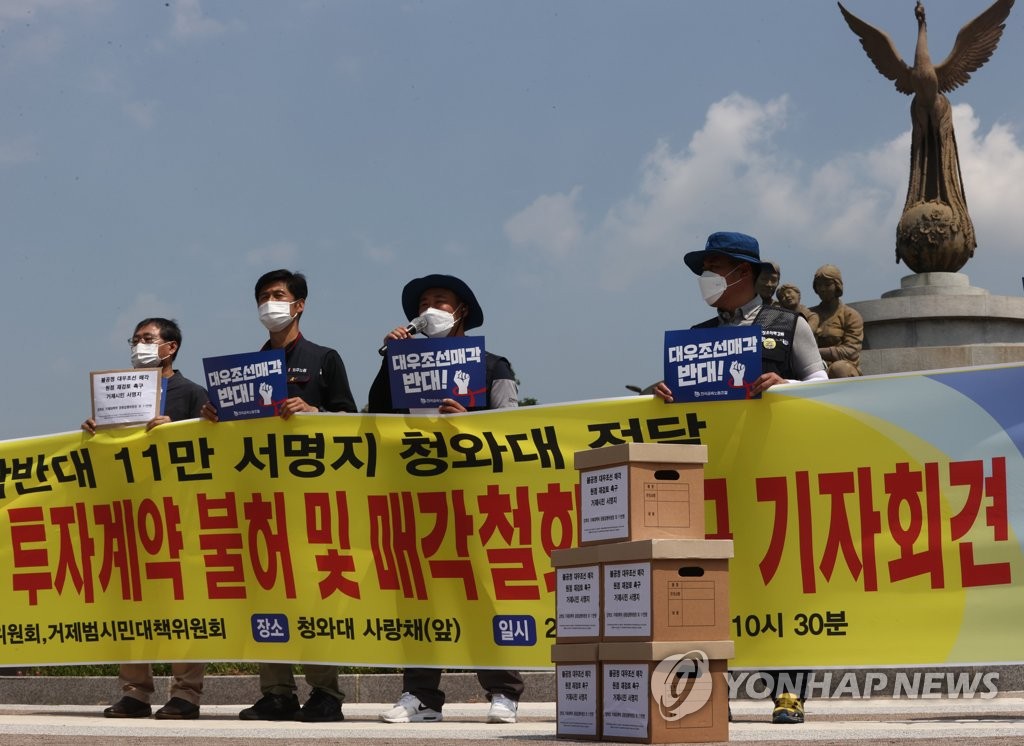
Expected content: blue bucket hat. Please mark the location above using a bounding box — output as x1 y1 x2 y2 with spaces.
683 231 773 276
401 274 484 331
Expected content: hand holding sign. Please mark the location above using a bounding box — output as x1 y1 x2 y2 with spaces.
89 369 162 430
203 349 287 421
663 326 762 402
386 336 487 409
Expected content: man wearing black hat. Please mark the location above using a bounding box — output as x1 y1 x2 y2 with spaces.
368 274 524 724
655 231 826 725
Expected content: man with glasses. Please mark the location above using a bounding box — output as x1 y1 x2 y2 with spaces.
82 317 208 719
201 269 358 723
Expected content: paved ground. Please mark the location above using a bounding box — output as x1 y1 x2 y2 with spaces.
3 672 1024 744
2 697 1024 745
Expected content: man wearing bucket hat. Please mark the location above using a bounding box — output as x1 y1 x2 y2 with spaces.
654 231 826 725
368 273 524 724
656 231 827 400
368 273 517 410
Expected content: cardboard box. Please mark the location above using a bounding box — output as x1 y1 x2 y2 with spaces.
552 540 733 642
552 643 601 740
599 640 733 744
575 443 708 546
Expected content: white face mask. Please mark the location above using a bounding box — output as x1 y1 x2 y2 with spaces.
130 343 163 369
697 266 741 306
258 300 295 332
420 307 456 338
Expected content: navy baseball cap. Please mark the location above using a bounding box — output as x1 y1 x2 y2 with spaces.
683 231 773 275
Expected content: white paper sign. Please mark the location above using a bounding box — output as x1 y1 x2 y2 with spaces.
602 664 649 739
579 464 629 542
557 663 599 737
556 565 600 638
603 561 651 637
90 369 162 429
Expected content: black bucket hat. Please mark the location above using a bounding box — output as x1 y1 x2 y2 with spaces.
401 274 484 330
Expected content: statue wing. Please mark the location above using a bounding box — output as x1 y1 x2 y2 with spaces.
935 0 1015 93
837 2 914 95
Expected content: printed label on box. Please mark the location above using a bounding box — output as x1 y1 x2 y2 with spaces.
580 464 629 542
603 663 649 739
604 562 651 637
558 663 599 736
556 566 600 638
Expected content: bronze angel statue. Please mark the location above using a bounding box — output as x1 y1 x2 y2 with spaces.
838 0 1014 273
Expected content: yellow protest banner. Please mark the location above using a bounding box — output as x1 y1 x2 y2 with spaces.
1 364 1022 668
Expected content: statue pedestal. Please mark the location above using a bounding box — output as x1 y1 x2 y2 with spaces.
848 272 1024 375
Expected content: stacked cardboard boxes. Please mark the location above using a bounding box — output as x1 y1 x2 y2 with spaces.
551 443 733 743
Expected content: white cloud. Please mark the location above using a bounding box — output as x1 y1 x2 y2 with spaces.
364 243 396 263
503 185 583 258
953 106 1024 257
0 135 37 165
245 241 300 268
334 55 363 83
0 0 108 21
508 94 1024 299
122 100 159 129
169 0 236 41
587 94 797 289
2 27 63 66
0 1 109 66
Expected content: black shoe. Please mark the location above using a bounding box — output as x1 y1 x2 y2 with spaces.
238 693 300 721
155 697 200 720
296 688 344 722
103 696 152 719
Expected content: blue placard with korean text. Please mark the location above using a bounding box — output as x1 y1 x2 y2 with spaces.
387 336 487 410
664 326 762 402
203 349 287 421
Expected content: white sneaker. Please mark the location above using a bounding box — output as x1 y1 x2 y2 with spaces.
379 692 442 723
486 693 518 724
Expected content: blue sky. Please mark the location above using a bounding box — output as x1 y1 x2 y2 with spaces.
3 0 1023 439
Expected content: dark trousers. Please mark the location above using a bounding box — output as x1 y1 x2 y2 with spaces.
403 668 524 712
259 663 343 701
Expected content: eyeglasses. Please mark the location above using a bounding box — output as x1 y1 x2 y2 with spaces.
128 335 164 346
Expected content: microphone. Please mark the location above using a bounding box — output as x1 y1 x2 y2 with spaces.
378 315 428 355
